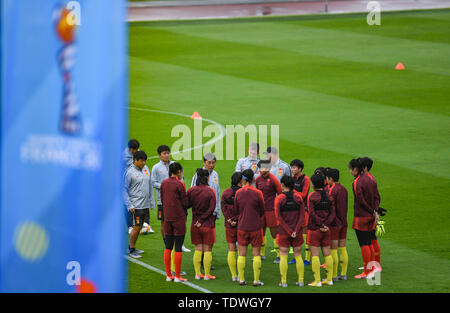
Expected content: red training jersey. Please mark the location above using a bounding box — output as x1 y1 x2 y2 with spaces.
187 184 217 228
235 185 265 232
328 183 348 227
221 186 241 229
274 191 305 236
307 189 336 231
255 173 282 211
161 176 188 222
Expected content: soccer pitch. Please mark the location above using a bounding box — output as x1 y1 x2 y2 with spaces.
127 9 450 293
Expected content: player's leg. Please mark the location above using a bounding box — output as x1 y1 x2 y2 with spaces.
293 244 304 286
193 244 203 279
203 243 215 280
251 230 263 286
226 228 238 281
355 230 373 278
330 235 339 281
164 235 175 280
308 245 321 287
237 231 248 285
173 235 186 282
321 244 334 285
279 245 289 287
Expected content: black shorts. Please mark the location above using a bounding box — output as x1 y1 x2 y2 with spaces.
355 229 372 247
157 204 164 221
131 209 147 227
369 229 377 241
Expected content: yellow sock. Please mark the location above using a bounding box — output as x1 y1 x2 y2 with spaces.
331 249 338 278
312 256 320 282
303 234 311 261
338 247 348 276
253 255 262 282
279 254 288 284
227 251 237 278
273 238 280 258
193 250 203 276
295 255 304 283
237 256 246 282
204 251 212 277
171 249 175 272
325 255 334 282
261 236 266 257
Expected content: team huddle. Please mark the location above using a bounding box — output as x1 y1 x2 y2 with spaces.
123 140 385 288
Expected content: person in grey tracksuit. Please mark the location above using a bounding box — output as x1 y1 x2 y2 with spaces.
124 150 154 258
191 153 221 220
263 146 291 182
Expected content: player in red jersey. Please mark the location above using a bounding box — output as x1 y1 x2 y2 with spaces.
290 159 310 265
274 175 305 287
255 159 282 263
326 168 349 281
221 172 244 282
306 172 336 287
160 162 189 282
360 157 382 271
349 158 380 279
235 169 265 287
187 168 217 281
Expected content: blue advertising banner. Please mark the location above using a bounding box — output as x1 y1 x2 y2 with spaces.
0 0 127 292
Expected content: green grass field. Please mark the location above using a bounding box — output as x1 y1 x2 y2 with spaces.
127 9 450 293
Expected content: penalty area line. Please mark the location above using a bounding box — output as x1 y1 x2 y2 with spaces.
125 255 214 293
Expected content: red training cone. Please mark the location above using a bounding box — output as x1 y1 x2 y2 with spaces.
395 62 405 70
191 112 202 119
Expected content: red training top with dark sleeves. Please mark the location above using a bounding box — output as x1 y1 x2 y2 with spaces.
352 173 380 231
307 189 336 231
255 173 282 211
293 174 310 201
187 184 217 229
160 176 189 222
328 183 348 227
235 185 265 232
274 191 304 236
221 186 241 229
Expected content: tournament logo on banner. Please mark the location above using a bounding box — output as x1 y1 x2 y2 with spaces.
0 0 127 292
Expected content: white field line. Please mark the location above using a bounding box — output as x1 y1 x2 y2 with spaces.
128 106 226 160
125 255 214 293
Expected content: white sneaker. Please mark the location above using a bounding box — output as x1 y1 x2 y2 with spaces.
134 249 144 254
129 251 142 259
147 225 155 233
296 281 304 287
279 282 288 288
182 245 191 252
232 276 239 282
166 276 174 282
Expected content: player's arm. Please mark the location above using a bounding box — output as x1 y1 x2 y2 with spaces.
356 180 375 215
151 165 161 189
301 176 310 200
179 182 189 209
199 190 217 223
149 169 155 209
273 175 282 195
294 196 305 234
123 170 134 211
235 159 243 172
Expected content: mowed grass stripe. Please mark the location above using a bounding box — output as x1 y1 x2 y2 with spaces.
130 57 450 180
129 22 450 117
